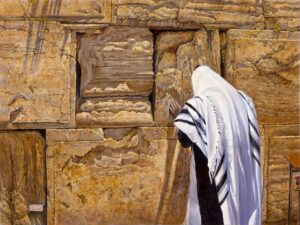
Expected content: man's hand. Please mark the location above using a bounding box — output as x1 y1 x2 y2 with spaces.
169 99 182 119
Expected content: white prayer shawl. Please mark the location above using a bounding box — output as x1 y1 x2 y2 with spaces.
174 65 262 225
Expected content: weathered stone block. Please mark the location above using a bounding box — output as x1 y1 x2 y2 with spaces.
77 26 154 127
225 30 300 125
267 137 300 224
178 0 265 29
112 0 179 27
112 0 265 29
0 0 111 23
0 131 45 225
0 21 76 129
154 30 220 126
46 128 189 225
263 125 300 224
264 0 300 30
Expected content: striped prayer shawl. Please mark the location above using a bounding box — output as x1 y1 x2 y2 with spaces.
175 91 262 225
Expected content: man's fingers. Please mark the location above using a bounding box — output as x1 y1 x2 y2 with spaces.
175 102 180 111
169 101 175 114
174 101 181 111
169 99 182 118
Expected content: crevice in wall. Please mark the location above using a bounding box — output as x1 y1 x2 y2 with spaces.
220 30 227 78
149 29 160 118
39 129 46 140
76 33 83 100
75 32 84 116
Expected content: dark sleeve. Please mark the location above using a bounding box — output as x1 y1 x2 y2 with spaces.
177 129 192 148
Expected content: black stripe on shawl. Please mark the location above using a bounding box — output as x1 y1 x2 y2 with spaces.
219 190 229 206
252 153 260 166
248 119 259 136
180 108 190 116
250 136 260 153
216 172 227 194
215 153 225 177
191 119 207 145
238 91 256 116
238 91 247 101
185 102 206 125
193 118 207 137
175 114 207 146
174 119 194 126
193 96 204 102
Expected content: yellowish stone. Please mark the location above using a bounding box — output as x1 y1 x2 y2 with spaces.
225 30 300 125
0 21 76 129
47 128 188 225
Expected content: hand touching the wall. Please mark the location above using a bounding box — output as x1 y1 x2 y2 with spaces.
169 99 182 119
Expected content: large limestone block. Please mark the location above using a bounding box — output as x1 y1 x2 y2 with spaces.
77 26 154 127
112 0 179 27
0 21 76 129
225 30 300 125
154 30 220 126
264 0 300 30
0 131 45 225
178 0 265 29
263 125 300 224
47 127 189 225
0 0 111 23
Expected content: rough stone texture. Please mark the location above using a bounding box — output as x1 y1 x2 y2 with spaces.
262 125 300 224
76 26 154 127
47 127 189 225
154 29 220 126
0 0 111 23
0 21 76 129
112 0 179 27
112 0 265 29
264 0 300 30
179 0 265 29
0 131 45 225
224 29 300 125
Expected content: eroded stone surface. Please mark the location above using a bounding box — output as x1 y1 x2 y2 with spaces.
264 0 300 30
112 0 179 27
261 125 300 224
225 30 300 125
47 128 189 225
0 131 45 225
178 0 265 29
154 30 220 126
0 0 111 23
0 21 75 129
77 26 154 127
267 137 300 224
112 0 265 29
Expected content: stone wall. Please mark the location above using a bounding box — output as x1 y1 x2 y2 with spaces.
0 0 299 225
